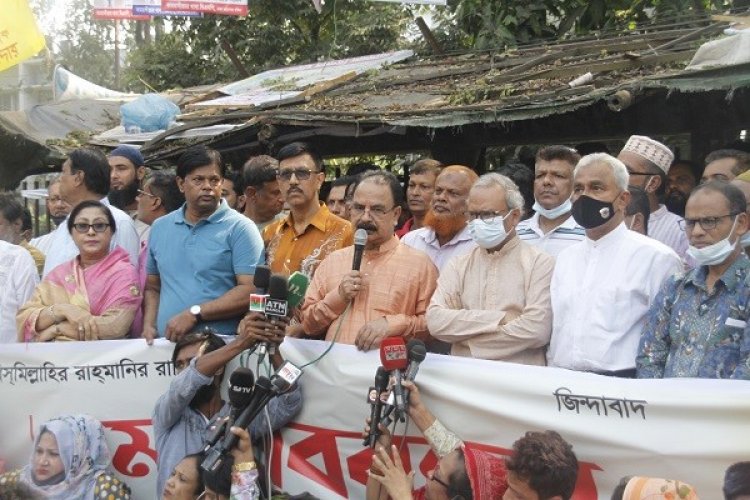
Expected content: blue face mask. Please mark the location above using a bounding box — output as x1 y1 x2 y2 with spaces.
532 198 572 219
687 217 739 266
468 213 513 249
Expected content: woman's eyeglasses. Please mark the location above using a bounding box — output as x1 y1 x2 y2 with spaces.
72 223 110 233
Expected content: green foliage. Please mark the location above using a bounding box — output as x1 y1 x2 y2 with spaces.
34 0 131 91
431 0 736 52
125 0 411 92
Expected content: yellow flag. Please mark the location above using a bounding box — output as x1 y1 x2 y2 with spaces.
0 0 46 72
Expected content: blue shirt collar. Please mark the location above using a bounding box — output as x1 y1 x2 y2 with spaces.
174 199 231 226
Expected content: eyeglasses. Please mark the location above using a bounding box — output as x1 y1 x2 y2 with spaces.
678 213 738 231
278 168 317 181
350 203 395 218
137 189 157 199
466 210 508 222
187 175 222 187
72 223 110 233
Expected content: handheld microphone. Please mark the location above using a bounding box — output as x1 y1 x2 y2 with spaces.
352 228 368 271
287 271 310 309
253 265 271 294
249 265 271 314
201 362 303 473
379 337 408 422
402 339 426 405
202 376 273 473
265 275 289 318
259 274 289 356
364 366 389 448
202 367 255 453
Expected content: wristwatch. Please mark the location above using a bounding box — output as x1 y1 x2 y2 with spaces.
189 305 202 322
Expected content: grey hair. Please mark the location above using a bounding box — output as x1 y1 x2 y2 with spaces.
471 172 525 213
47 174 62 187
574 153 629 191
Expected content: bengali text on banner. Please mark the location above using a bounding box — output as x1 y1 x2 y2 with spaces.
1 338 748 499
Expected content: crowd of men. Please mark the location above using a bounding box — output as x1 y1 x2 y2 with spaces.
1 136 749 374
1 135 750 497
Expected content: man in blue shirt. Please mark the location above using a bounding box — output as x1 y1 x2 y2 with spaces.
637 180 750 379
144 146 264 340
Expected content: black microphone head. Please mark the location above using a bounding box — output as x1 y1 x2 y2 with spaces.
271 376 292 394
253 265 271 290
228 367 255 409
268 274 288 300
354 228 368 247
406 339 427 363
254 376 274 394
374 366 389 390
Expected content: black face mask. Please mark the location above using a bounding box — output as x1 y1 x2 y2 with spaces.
664 190 688 217
571 194 617 229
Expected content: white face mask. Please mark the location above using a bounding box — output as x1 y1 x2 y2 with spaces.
686 217 739 266
468 213 512 249
532 198 572 219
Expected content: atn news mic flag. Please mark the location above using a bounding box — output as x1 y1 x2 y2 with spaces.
1 1 46 72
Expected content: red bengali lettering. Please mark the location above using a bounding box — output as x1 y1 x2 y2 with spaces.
273 423 600 499
102 419 157 478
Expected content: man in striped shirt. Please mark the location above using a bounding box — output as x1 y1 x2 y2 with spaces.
618 135 689 260
517 145 585 257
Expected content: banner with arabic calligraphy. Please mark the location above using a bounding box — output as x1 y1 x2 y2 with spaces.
1 339 749 499
0 1 46 72
161 0 248 15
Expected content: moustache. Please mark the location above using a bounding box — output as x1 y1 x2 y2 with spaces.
356 223 377 232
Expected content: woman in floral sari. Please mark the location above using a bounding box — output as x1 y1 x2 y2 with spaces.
17 200 141 342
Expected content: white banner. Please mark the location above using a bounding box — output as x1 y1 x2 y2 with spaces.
161 0 247 15
1 339 749 499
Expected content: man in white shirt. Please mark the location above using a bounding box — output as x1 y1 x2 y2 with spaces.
517 145 585 257
402 165 478 272
0 240 38 342
108 145 150 243
43 148 140 277
618 135 688 259
29 177 71 255
548 153 682 376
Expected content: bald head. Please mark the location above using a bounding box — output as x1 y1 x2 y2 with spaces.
440 165 479 183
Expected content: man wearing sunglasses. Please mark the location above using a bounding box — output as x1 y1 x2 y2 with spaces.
263 142 353 278
617 135 689 260
637 181 750 379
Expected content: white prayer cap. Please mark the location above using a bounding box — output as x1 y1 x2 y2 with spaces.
620 135 675 174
